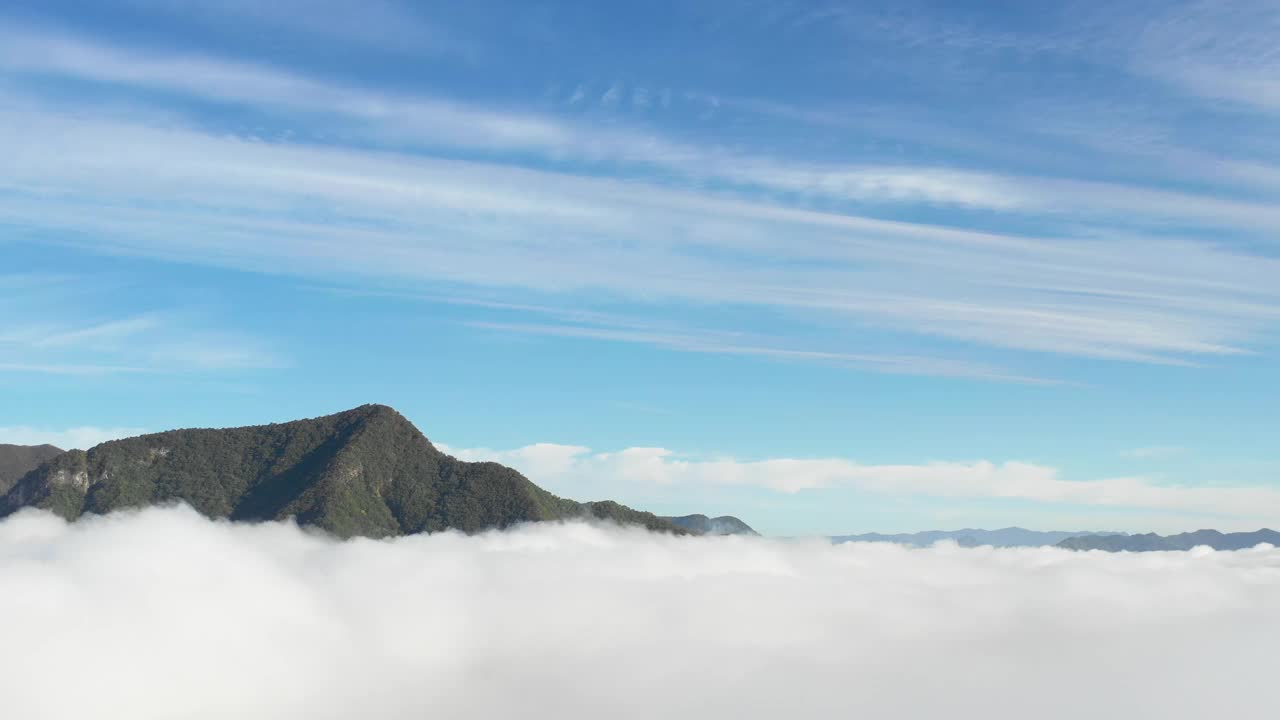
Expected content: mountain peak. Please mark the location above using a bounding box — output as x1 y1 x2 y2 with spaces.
334 402 421 433
341 403 402 419
0 407 700 539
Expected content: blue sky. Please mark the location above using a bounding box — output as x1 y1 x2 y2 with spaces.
2 0 1278 535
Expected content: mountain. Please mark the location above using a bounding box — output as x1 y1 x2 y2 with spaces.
832 527 1117 548
663 514 758 535
0 405 685 538
1058 529 1280 552
0 443 64 496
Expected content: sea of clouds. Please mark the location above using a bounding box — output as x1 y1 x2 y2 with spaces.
2 505 1277 719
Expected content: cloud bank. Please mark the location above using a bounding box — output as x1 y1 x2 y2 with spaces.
1 506 1276 719
441 442 1280 524
0 425 147 450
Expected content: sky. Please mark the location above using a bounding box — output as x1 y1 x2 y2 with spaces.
1 0 1278 534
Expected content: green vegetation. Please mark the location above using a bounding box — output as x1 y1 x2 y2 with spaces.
583 501 693 532
663 514 758 535
0 405 689 538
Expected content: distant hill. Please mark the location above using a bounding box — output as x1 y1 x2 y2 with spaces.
832 527 1117 548
0 405 687 538
663 514 758 535
1058 529 1280 552
0 443 64 496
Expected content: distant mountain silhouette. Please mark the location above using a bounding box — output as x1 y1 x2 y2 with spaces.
0 443 64 496
832 527 1117 548
0 405 691 538
1058 529 1280 552
663 514 757 535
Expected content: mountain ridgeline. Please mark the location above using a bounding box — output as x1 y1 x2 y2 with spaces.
828 527 1280 551
832 528 1117 548
0 443 64 496
8 412 1271 550
0 405 688 538
663 514 758 536
1057 529 1280 552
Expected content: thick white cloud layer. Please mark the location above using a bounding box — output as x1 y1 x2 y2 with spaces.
1 506 1277 719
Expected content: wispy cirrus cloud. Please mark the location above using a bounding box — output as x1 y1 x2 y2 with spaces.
0 279 286 376
7 24 1280 226
0 362 150 376
1133 0 1280 112
16 315 164 349
465 321 1058 384
4 21 1280 378
2 105 1278 369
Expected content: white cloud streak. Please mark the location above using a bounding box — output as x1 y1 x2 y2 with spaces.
0 281 285 371
0 425 145 449
441 442 1280 523
465 321 1058 383
0 362 151 376
5 24 1280 225
1 506 1278 719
